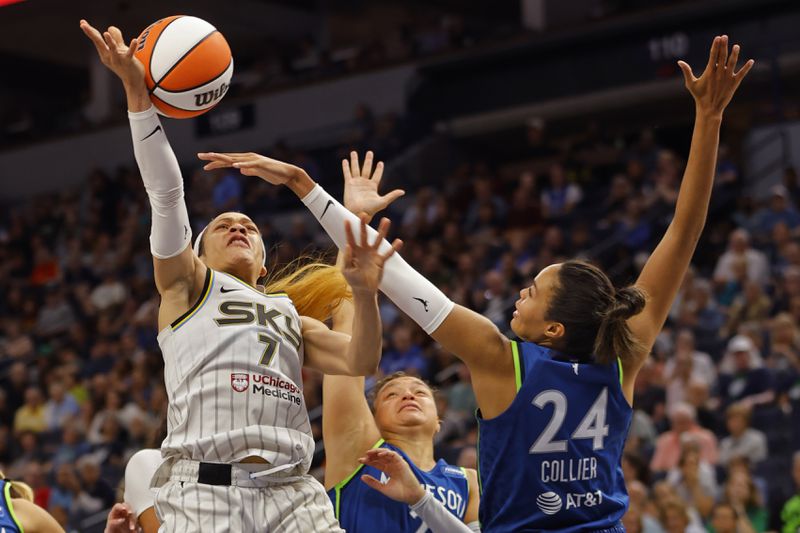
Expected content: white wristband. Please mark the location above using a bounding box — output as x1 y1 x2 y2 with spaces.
301 184 454 334
409 491 476 533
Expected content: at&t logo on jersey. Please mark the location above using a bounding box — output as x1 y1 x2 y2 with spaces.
231 373 249 392
537 490 604 515
536 492 562 515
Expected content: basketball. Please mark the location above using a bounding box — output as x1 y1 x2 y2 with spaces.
134 15 233 119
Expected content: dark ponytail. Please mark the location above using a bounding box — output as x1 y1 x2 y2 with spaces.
594 286 647 365
547 260 647 365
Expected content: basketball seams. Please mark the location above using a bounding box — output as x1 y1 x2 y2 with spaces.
152 29 220 91
144 16 182 90
157 57 233 94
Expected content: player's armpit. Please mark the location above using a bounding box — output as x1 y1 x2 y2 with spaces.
431 305 516 419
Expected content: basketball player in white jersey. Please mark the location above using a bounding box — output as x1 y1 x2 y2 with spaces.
80 20 400 532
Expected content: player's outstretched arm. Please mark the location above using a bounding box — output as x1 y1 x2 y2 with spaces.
81 20 203 327
626 37 754 382
302 217 400 377
196 150 516 418
360 449 481 532
322 279 383 490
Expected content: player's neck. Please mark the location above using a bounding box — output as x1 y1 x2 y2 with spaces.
385 435 436 471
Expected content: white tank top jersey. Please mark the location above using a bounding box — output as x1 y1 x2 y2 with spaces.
157 268 314 473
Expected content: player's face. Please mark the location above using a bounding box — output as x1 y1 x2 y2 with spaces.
374 377 439 436
511 264 563 343
202 213 267 280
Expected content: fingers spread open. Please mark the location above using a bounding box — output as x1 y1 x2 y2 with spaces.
727 44 740 73
706 36 720 71
344 220 357 252
362 151 374 179
734 58 755 80
718 35 729 70
342 159 352 181
374 217 391 249
373 161 384 185
350 151 360 179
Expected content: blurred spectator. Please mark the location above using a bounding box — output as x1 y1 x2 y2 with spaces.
379 324 428 378
717 336 774 408
709 502 744 533
44 381 80 432
666 440 717 519
74 456 115 519
13 386 46 435
658 497 705 533
714 229 770 288
718 403 767 466
753 185 800 241
540 163 582 221
722 469 768 532
650 402 718 472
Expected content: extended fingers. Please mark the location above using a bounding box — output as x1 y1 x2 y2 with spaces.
706 36 721 71
727 44 740 73
362 151 374 179
350 151 360 179
342 158 352 181
380 239 402 263
344 220 358 252
79 20 109 55
717 35 729 69
359 215 369 248
373 217 391 249
734 58 755 80
372 161 385 185
126 38 138 58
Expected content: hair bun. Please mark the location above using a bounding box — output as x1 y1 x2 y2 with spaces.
608 286 646 321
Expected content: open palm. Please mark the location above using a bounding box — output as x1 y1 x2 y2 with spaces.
343 151 405 219
341 216 403 294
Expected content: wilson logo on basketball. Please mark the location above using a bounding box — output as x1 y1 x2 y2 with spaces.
231 372 249 392
195 82 229 107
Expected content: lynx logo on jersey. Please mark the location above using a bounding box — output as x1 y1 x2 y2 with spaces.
231 373 249 392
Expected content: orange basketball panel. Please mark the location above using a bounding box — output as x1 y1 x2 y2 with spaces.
134 15 183 90
157 32 232 92
150 93 207 119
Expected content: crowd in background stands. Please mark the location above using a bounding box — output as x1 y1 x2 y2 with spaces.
1 102 800 532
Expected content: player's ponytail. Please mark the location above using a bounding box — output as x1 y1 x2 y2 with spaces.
0 471 34 502
594 285 647 365
262 256 350 323
546 260 647 365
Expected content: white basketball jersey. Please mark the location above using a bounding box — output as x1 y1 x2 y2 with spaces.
157 268 314 473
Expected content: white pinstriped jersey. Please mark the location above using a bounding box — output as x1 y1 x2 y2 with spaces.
157 268 314 473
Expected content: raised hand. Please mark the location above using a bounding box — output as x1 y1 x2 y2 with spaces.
342 151 405 220
197 152 303 186
359 448 426 505
79 20 144 87
677 35 754 117
342 216 402 295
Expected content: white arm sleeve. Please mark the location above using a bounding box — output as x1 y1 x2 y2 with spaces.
409 492 478 532
301 184 454 334
128 106 192 259
124 449 162 517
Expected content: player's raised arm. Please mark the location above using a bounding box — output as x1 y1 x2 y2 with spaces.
301 216 401 377
80 20 202 328
321 293 383 490
626 37 754 376
198 151 516 418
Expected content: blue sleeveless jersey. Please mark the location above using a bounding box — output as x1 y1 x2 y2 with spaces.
478 341 632 532
329 440 471 532
0 480 23 533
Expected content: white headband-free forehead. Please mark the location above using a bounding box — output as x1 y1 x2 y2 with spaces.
193 225 267 266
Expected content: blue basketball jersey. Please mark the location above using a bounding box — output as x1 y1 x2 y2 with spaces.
329 440 471 532
477 341 632 532
0 480 23 533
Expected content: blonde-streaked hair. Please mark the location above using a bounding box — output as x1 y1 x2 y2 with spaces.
262 255 350 323
0 471 34 502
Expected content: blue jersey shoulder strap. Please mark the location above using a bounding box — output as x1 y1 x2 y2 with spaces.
0 479 24 533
